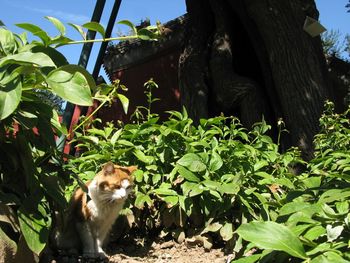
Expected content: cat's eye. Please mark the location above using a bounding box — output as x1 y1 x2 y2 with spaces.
111 184 120 190
99 182 108 189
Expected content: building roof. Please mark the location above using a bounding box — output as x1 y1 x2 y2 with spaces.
103 14 187 81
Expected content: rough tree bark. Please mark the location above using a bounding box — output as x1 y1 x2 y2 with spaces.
178 0 214 120
209 0 270 128
179 0 332 160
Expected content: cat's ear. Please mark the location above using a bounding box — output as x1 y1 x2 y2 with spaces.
127 166 137 174
103 162 115 175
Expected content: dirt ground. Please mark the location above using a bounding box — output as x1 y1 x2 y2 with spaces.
50 238 232 263
106 239 229 263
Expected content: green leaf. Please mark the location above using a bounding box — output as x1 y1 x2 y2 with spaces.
209 152 223 172
117 93 129 114
118 20 137 35
189 184 204 197
133 149 154 164
209 189 221 199
181 181 197 196
15 23 50 44
163 196 179 206
291 224 313 237
68 23 86 40
51 64 95 90
17 203 51 255
220 222 234 241
15 32 28 46
46 65 93 106
236 221 307 259
303 225 326 241
230 255 261 263
307 242 332 257
87 128 106 137
311 251 349 263
110 129 123 145
50 35 73 48
133 170 144 183
202 180 221 192
0 28 16 55
45 16 66 35
137 28 157 41
0 51 56 68
177 165 200 182
51 109 67 135
318 189 350 204
275 178 295 189
82 22 105 38
253 160 269 171
79 136 99 145
0 77 22 120
177 153 206 172
134 192 152 209
117 139 134 147
279 201 321 217
336 201 349 214
153 188 177 196
202 222 222 234
31 45 68 67
218 183 240 195
255 171 273 180
152 173 162 184
302 176 321 188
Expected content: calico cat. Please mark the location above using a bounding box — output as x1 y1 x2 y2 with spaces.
53 162 136 257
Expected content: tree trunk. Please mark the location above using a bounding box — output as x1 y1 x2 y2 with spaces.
179 0 332 159
209 0 270 128
178 0 214 122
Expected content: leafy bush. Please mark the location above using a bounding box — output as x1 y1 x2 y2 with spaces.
0 18 160 259
234 102 350 262
68 100 350 262
0 18 96 257
67 97 302 247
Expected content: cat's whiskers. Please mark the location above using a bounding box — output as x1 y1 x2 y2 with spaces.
99 192 121 205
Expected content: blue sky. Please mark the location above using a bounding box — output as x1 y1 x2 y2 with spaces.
1 0 187 79
1 0 349 80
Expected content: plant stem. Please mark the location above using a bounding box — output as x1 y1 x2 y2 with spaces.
72 99 107 134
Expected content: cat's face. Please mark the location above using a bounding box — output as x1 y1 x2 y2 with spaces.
94 162 136 204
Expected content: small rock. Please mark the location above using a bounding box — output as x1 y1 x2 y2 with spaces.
161 253 172 260
226 254 236 263
160 241 174 249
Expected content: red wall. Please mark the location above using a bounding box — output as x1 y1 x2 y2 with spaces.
98 47 182 124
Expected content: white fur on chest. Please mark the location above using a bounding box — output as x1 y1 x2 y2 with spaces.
75 178 131 255
87 198 124 226
87 178 130 232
